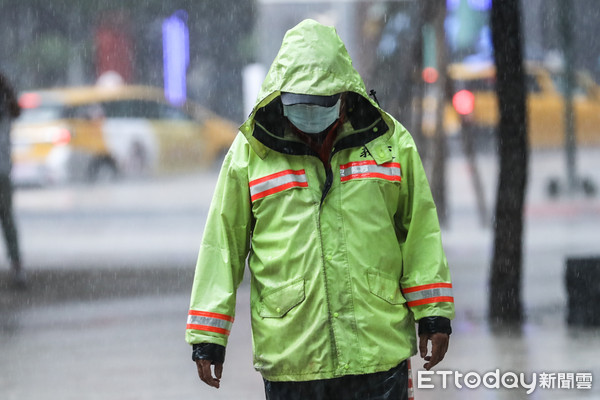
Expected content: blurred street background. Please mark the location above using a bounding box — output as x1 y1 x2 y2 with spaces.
1 0 600 399
1 147 598 399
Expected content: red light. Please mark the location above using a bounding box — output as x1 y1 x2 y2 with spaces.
53 128 72 145
19 92 41 109
452 90 475 115
422 67 439 84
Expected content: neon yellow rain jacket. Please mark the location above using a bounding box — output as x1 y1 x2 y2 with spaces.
186 19 454 382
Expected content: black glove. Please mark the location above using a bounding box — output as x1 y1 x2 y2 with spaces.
192 343 226 364
418 316 452 336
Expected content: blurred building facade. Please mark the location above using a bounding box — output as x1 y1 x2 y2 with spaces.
0 0 599 123
0 0 255 122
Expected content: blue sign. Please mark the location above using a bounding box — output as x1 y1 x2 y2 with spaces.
163 10 189 107
447 0 492 12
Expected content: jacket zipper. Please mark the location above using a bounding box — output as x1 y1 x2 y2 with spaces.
320 145 343 206
320 163 333 205
315 205 340 368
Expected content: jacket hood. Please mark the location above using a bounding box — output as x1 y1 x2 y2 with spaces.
257 19 367 103
240 19 392 158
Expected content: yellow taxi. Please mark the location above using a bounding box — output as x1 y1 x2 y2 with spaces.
445 62 600 148
11 85 238 185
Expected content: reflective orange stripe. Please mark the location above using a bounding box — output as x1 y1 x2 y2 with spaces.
340 160 402 182
403 283 454 307
339 160 401 168
188 310 234 322
402 282 452 294
406 296 455 307
185 324 231 336
249 169 308 201
187 310 234 336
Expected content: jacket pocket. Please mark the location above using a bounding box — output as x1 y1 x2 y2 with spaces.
367 271 406 305
258 278 305 318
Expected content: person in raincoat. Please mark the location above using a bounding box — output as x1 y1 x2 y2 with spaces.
0 72 25 287
186 19 454 399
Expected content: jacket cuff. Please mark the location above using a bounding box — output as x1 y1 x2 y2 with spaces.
192 343 226 364
418 316 452 335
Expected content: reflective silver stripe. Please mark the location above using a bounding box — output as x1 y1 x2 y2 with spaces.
403 287 454 302
250 171 307 200
340 162 401 181
187 315 233 331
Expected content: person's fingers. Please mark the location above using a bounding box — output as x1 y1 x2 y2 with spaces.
196 360 221 388
426 348 441 370
203 361 221 388
442 336 450 357
425 333 449 370
419 334 429 359
195 360 205 382
200 360 212 385
215 363 224 380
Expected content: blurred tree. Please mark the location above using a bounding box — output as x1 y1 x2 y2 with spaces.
489 0 528 325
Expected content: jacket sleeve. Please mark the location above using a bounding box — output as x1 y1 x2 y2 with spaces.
186 135 252 348
395 134 455 323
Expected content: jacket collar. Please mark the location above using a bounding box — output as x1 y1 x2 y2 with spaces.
244 92 395 165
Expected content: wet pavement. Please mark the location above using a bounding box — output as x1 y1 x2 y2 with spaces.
1 147 599 399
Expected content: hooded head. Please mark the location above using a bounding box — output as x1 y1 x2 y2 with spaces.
241 19 390 156
257 19 367 101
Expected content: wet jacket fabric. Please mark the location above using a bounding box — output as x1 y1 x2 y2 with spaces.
186 19 454 382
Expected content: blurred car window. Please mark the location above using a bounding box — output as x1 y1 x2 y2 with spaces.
159 103 191 120
18 105 64 122
443 63 600 149
525 74 542 93
550 73 588 97
103 100 159 119
11 85 238 186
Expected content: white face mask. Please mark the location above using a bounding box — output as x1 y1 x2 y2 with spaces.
283 98 341 134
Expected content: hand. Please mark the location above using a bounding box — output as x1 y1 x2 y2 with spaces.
195 359 224 388
419 332 449 370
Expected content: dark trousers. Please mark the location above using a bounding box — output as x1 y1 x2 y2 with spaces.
264 361 408 400
0 174 20 264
